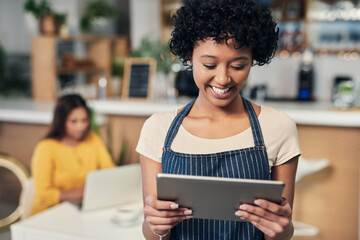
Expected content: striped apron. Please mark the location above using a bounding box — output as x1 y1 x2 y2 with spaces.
162 98 270 240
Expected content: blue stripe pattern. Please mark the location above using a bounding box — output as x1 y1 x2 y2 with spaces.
162 98 270 240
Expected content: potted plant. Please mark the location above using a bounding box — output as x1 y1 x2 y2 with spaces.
0 44 31 97
80 0 117 34
131 37 177 102
111 57 125 96
24 0 67 36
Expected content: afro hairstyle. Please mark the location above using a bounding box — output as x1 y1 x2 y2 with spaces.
169 0 279 66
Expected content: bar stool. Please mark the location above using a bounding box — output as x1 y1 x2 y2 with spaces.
293 156 330 237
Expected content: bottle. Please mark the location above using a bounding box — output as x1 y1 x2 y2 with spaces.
298 49 315 101
98 74 107 99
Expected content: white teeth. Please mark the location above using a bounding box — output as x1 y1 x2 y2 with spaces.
212 86 230 95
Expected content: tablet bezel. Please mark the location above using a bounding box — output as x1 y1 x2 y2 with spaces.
157 173 285 222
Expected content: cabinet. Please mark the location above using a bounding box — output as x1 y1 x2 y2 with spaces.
270 0 360 55
159 0 360 55
31 35 129 100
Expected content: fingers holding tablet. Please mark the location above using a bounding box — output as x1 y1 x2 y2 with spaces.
144 195 193 234
235 198 292 238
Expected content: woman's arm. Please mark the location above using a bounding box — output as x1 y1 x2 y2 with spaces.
32 142 86 210
140 154 192 240
59 187 84 204
31 143 62 213
235 156 299 240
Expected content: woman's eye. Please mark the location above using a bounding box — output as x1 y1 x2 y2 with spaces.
203 64 216 69
231 65 246 70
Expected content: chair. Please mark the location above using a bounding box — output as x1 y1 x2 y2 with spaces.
293 156 330 237
19 178 35 219
0 154 30 228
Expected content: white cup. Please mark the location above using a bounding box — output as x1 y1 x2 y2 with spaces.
111 206 142 226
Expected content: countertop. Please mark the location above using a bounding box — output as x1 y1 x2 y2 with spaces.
0 97 359 127
0 98 107 125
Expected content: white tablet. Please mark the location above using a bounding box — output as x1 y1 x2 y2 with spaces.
157 173 285 221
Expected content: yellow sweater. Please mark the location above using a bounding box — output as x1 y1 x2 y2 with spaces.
31 131 114 215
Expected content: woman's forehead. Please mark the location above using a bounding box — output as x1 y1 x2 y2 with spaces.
193 38 251 58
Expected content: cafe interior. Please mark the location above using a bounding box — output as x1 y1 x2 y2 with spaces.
0 0 359 239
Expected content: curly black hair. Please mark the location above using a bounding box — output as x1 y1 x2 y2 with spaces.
169 0 279 66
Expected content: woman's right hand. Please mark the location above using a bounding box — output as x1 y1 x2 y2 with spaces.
144 195 193 235
60 187 84 204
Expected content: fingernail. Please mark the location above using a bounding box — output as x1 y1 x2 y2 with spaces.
186 215 193 219
254 200 262 206
235 212 243 217
184 210 192 215
239 205 247 210
170 203 179 209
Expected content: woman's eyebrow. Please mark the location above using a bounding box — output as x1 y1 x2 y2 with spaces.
200 55 250 61
232 57 250 61
200 55 216 59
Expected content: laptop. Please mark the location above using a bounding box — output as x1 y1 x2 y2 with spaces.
82 164 142 212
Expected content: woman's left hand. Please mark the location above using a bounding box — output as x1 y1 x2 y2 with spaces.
235 197 293 239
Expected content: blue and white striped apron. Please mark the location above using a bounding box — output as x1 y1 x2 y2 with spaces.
161 98 270 240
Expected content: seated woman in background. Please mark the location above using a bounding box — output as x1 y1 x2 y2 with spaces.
31 94 114 215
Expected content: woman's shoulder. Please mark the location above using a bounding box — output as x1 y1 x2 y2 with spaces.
143 109 178 130
260 105 295 124
259 105 297 137
36 138 59 149
32 138 61 157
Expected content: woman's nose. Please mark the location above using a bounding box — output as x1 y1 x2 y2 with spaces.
214 66 230 86
77 121 88 129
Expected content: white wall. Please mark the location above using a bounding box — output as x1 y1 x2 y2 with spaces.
130 0 161 49
0 0 31 53
0 0 86 54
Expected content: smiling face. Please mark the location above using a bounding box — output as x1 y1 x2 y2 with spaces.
191 38 252 108
65 107 90 141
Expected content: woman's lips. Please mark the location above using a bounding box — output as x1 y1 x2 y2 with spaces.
210 85 233 98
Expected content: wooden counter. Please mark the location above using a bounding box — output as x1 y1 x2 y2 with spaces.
292 125 360 240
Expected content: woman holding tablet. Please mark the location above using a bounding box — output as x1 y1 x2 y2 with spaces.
136 0 300 239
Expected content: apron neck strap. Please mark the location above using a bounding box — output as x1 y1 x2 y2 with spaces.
163 97 265 148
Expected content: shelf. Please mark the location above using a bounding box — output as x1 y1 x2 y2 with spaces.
307 19 360 23
275 18 305 22
32 35 129 100
56 67 105 75
56 35 126 43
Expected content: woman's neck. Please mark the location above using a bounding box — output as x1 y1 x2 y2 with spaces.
60 136 80 147
191 95 246 121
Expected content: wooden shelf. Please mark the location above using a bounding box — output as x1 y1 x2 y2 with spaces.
56 67 105 75
31 35 129 101
56 35 126 42
314 49 360 54
276 18 305 22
